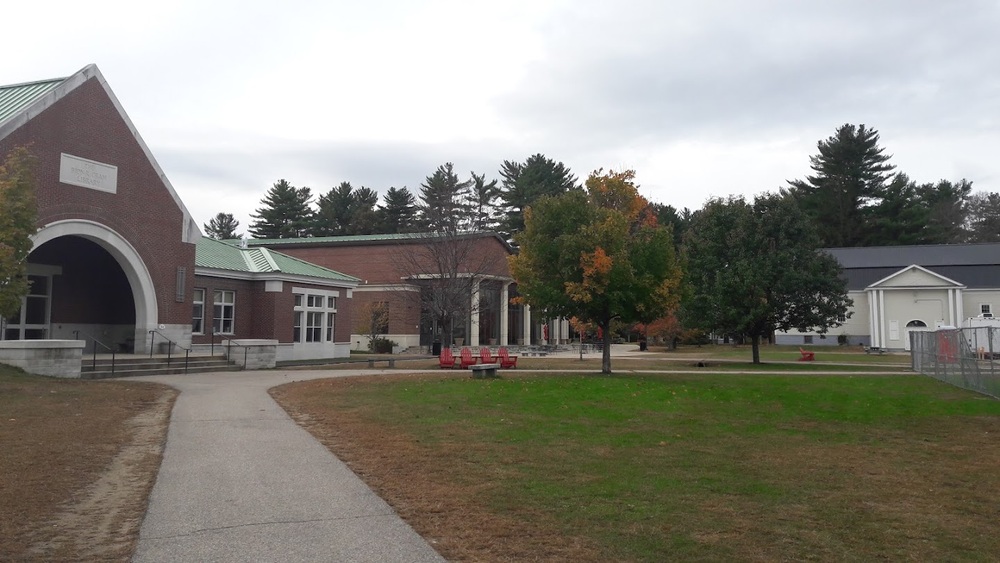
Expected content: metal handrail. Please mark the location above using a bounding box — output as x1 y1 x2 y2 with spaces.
223 338 249 370
148 329 192 374
73 330 116 375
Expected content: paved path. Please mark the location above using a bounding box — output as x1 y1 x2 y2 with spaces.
129 369 445 563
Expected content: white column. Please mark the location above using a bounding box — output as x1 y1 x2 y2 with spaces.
470 279 481 347
500 283 510 346
868 290 878 347
522 304 531 345
877 290 886 347
953 288 963 326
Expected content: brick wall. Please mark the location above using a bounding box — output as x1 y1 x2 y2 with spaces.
0 76 197 326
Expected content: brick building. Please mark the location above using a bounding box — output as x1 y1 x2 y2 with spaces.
249 232 557 350
0 64 357 360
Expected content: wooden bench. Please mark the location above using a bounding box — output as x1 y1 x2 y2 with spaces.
798 348 815 362
471 363 499 378
366 358 396 368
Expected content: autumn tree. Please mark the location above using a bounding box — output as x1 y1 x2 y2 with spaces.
248 179 314 239
0 146 39 321
510 169 681 374
683 194 852 364
204 212 241 240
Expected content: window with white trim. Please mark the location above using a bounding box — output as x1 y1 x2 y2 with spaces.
981 303 992 317
212 290 235 334
292 288 338 343
192 289 205 334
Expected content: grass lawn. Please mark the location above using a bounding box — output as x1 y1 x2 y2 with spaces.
272 371 1000 562
0 365 176 561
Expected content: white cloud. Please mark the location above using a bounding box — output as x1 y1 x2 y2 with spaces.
4 0 1000 231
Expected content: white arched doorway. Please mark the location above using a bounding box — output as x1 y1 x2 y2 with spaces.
30 220 158 352
904 320 929 351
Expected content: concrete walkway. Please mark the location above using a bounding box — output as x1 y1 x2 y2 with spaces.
129 369 444 563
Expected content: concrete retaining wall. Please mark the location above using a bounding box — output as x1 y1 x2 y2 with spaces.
0 340 86 378
222 339 277 370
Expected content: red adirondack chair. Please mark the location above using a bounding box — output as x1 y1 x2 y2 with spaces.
798 348 815 362
459 347 479 369
497 347 518 369
479 347 496 364
439 347 457 369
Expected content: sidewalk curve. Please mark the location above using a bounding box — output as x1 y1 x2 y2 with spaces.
128 369 444 563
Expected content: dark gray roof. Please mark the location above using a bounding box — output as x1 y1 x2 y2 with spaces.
825 244 1000 268
826 244 1000 291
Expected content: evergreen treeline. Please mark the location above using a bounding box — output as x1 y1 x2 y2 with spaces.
221 127 996 247
242 154 578 242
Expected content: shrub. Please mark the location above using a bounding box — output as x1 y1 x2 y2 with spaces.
369 337 397 354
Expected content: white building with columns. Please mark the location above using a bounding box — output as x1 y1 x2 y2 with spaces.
777 244 1000 351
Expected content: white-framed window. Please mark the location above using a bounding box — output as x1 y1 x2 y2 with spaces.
192 289 205 334
292 288 339 343
306 311 323 342
213 289 235 334
981 303 992 317
2 274 51 340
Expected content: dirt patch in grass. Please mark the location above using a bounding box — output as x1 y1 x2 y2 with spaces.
0 368 176 561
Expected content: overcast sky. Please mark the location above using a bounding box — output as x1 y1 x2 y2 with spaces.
5 0 999 234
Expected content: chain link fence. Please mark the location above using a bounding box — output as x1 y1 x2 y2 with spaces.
910 328 1000 399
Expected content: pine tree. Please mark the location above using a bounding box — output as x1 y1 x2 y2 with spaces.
314 182 355 237
915 179 973 244
787 124 895 247
378 187 419 234
350 186 379 235
865 173 930 246
248 179 314 239
498 153 578 242
467 172 500 232
203 212 241 240
418 163 472 233
967 192 1000 243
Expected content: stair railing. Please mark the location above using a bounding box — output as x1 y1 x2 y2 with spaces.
224 338 249 370
148 330 192 374
209 328 248 369
73 330 116 376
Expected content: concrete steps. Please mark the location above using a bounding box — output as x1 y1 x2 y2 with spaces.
80 354 240 379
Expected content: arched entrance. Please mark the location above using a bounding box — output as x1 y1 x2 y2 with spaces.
6 220 158 353
904 320 929 351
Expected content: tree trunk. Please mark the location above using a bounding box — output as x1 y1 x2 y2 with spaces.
602 322 613 374
751 333 761 364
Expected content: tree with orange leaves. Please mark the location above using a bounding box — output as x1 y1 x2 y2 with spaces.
509 169 681 374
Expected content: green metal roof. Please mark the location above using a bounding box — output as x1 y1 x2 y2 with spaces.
243 231 513 253
245 233 440 246
0 77 65 127
196 237 359 283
